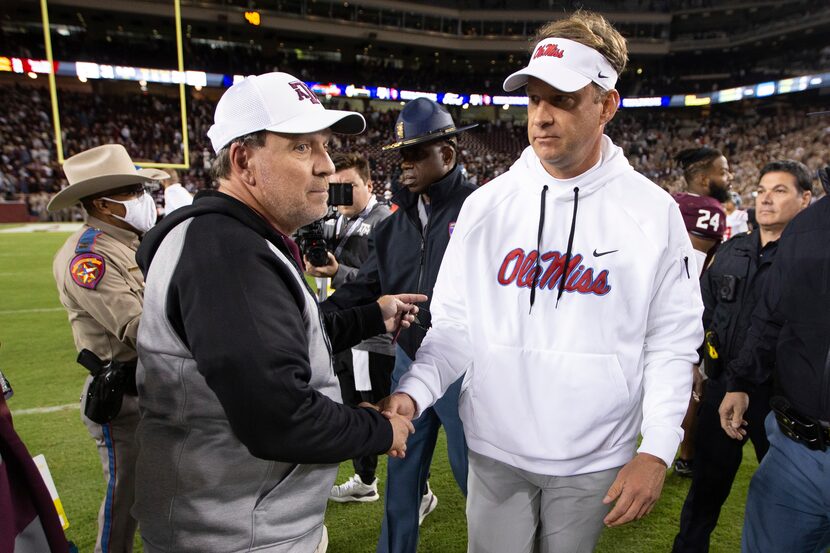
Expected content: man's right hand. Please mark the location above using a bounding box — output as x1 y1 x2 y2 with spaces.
719 391 749 440
376 392 417 421
387 412 415 458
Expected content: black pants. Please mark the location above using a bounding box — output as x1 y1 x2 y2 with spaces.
334 349 395 483
672 377 771 553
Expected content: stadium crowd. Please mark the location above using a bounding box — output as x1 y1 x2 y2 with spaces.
1 82 826 221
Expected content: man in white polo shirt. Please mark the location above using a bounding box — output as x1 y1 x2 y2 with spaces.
378 11 703 552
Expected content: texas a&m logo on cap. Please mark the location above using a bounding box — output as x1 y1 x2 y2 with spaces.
289 81 320 104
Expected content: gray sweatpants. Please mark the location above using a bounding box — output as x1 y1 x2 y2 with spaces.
467 450 621 553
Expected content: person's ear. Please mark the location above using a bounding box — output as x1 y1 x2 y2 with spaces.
441 144 455 168
599 89 620 125
366 179 373 194
91 197 114 216
230 142 254 186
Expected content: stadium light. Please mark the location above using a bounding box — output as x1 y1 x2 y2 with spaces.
244 11 261 26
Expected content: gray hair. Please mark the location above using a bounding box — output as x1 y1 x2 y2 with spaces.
209 131 267 182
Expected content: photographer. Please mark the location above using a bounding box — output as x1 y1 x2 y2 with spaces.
305 153 395 503
305 153 391 289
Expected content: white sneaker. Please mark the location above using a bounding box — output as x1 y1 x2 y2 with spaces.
329 474 379 503
418 483 438 526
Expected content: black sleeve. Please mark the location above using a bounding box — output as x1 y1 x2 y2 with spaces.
331 261 359 289
725 244 786 392
321 226 384 313
172 219 392 463
323 302 387 354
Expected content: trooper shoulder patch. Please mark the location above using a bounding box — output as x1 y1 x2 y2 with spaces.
70 253 106 289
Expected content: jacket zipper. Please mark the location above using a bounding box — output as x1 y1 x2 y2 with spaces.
407 206 430 296
292 258 334 359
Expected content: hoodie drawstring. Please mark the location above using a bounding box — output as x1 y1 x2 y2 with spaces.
556 187 580 308
529 185 548 313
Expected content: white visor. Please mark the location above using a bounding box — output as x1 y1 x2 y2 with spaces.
503 37 618 93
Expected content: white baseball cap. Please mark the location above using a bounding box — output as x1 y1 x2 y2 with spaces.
503 37 618 93
207 72 366 153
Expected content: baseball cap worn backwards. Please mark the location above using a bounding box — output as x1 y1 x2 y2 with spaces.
207 72 366 153
503 37 618 93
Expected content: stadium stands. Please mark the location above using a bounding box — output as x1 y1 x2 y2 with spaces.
1 79 826 221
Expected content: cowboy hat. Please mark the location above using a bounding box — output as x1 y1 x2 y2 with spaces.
47 144 169 212
382 98 477 151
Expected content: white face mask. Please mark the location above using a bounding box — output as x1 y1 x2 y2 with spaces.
104 191 158 233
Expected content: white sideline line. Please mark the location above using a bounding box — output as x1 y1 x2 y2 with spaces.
13 403 79 415
0 223 83 234
0 307 64 315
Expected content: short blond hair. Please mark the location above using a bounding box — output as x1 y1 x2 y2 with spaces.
532 11 628 78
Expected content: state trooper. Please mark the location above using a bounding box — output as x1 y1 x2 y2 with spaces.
49 144 190 553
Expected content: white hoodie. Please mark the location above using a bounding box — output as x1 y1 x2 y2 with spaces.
397 136 703 476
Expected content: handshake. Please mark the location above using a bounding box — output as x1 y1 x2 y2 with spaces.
360 393 418 458
366 292 430 458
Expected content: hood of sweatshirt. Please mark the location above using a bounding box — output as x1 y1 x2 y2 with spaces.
137 190 295 277
512 134 632 201
507 135 633 311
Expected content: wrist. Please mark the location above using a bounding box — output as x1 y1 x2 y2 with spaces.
394 392 417 412
638 452 667 467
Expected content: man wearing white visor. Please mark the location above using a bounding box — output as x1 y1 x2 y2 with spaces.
380 12 703 552
132 72 422 553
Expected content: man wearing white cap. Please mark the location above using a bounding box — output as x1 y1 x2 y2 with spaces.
49 143 191 553
132 72 421 553
379 11 703 552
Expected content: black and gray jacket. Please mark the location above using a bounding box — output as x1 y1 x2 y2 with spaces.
323 165 476 359
133 190 392 553
701 231 778 381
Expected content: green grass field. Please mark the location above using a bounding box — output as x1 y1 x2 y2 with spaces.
0 225 756 552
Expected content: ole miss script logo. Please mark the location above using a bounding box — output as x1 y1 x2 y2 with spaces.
497 248 611 296
533 43 565 59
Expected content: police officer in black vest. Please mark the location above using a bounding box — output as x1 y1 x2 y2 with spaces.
717 163 830 552
672 160 813 553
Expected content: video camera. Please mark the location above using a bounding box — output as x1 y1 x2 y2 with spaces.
296 182 353 267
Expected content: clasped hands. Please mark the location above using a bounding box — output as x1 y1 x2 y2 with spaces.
359 294 425 457
360 392 418 459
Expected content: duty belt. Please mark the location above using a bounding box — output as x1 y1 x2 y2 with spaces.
770 396 829 452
